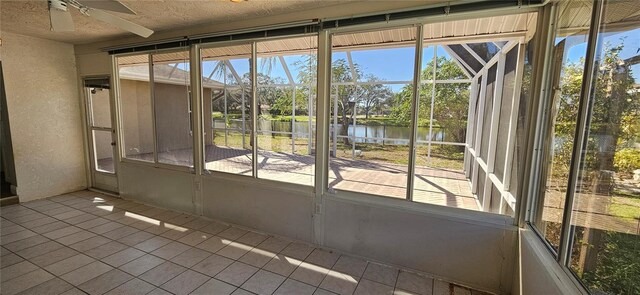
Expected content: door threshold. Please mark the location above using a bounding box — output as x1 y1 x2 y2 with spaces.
0 196 19 206
89 187 120 198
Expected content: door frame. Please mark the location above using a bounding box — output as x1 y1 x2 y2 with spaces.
82 75 119 194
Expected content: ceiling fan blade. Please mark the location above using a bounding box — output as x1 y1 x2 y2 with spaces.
77 0 136 15
87 9 153 38
49 2 75 31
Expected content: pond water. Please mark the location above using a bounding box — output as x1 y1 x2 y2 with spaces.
214 119 462 145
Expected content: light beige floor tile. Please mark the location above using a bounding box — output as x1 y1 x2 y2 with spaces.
102 226 140 240
43 226 83 240
56 230 96 246
191 278 237 295
160 269 209 295
319 270 359 295
100 246 146 267
195 236 231 253
75 218 110 230
217 227 247 240
241 269 285 295
139 261 186 286
314 289 338 295
85 241 129 259
255 237 290 253
274 278 316 295
117 230 155 246
396 271 433 295
3 235 50 252
238 247 276 268
236 231 268 247
30 221 69 235
89 221 125 235
280 242 314 260
0 253 25 267
151 241 191 260
68 235 111 252
354 278 394 295
105 278 156 295
147 288 173 295
30 246 79 267
44 253 95 276
231 289 254 295
169 247 211 268
1 261 39 282
1 230 38 245
432 279 449 295
77 269 133 295
119 254 166 276
214 261 258 287
332 255 368 278
2 269 54 295
217 241 253 260
290 262 330 287
177 231 211 246
63 213 97 225
305 249 341 269
182 218 212 231
199 221 229 235
15 277 74 295
60 261 114 286
363 262 399 287
191 253 234 277
134 236 172 252
263 254 302 277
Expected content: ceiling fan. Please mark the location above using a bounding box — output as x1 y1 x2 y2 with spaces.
48 0 154 38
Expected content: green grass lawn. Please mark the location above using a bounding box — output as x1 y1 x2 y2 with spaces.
212 132 464 170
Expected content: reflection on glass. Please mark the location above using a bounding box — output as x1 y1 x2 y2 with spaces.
535 0 593 252
89 87 111 128
152 51 194 167
93 130 114 173
117 54 154 162
201 44 253 175
567 1 640 293
256 36 317 186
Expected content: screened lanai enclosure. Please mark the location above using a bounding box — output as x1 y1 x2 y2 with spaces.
115 12 538 217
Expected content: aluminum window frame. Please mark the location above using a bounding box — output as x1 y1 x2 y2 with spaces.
114 47 195 172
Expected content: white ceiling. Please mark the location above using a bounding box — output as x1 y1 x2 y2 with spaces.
0 0 363 44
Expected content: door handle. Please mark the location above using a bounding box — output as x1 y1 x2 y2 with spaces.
111 142 116 146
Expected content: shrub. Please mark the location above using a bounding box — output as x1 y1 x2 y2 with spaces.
614 148 640 175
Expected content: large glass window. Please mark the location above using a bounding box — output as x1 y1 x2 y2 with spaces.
201 44 253 176
566 1 640 293
256 36 317 186
117 50 194 168
413 45 474 208
117 54 154 162
534 0 592 252
152 51 193 167
329 27 417 199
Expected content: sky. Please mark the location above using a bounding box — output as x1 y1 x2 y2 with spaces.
563 28 640 82
200 44 465 93
198 25 639 94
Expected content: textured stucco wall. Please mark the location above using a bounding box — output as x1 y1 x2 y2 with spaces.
2 32 87 202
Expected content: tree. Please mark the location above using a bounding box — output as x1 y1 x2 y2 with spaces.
358 74 393 119
551 41 640 294
390 56 470 151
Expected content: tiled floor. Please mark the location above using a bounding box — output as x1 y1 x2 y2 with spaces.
1 190 488 295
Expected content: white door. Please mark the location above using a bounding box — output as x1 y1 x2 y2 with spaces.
84 77 118 193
